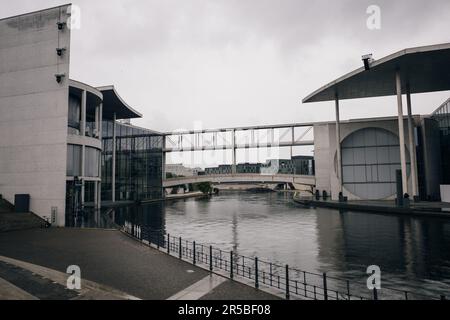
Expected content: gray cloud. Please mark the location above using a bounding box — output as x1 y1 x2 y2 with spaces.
1 0 450 134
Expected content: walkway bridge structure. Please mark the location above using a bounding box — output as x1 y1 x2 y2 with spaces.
162 173 316 188
162 122 317 188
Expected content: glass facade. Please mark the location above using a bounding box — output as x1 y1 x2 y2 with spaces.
432 99 450 185
102 120 164 202
341 128 411 200
68 94 81 135
66 144 82 176
85 147 100 177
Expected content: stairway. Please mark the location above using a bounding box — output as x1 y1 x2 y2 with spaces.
0 198 47 232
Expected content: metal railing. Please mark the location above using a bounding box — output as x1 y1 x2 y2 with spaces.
123 221 447 301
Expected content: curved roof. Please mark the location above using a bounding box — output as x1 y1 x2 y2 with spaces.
303 43 450 103
97 85 143 120
69 79 103 106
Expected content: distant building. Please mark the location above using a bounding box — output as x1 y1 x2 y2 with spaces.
205 165 232 175
236 163 262 174
261 159 295 175
166 164 202 177
292 156 315 176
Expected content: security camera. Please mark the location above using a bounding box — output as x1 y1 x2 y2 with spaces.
55 73 65 83
362 54 374 71
56 22 67 30
56 47 66 56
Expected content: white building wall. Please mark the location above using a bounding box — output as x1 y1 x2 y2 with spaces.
0 6 72 226
441 186 450 203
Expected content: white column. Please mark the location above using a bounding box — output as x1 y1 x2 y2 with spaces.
396 70 408 194
335 96 343 193
80 90 86 137
80 90 87 206
232 129 237 174
290 127 295 159
406 90 419 198
112 113 116 203
95 105 99 138
94 181 98 208
98 103 103 209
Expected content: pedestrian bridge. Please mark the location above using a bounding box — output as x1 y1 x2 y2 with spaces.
163 174 316 188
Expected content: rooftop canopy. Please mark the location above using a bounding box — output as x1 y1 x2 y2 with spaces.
303 43 450 103
97 85 143 120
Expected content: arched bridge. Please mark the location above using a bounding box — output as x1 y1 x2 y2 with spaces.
163 174 316 188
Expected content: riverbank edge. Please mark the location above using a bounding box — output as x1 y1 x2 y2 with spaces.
293 198 450 219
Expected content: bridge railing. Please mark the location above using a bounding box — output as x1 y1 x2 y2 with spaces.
123 222 447 301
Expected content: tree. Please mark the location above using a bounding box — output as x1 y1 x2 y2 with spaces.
197 182 213 195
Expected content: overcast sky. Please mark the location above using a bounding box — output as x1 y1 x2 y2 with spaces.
2 0 450 166
2 0 450 131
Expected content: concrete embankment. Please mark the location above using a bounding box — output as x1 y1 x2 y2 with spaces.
293 197 450 219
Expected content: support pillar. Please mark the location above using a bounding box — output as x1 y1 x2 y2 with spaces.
232 129 237 174
98 103 102 209
80 90 86 206
94 181 98 208
162 136 167 199
396 70 408 194
290 127 295 159
406 89 419 198
112 113 116 203
335 96 343 194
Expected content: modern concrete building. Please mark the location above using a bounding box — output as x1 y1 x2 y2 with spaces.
312 115 441 201
0 5 163 226
304 43 450 201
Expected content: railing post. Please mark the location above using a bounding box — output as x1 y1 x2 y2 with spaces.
230 251 234 279
193 241 196 265
285 265 290 300
255 257 259 289
179 237 182 259
323 272 328 300
167 234 170 254
270 263 273 286
209 246 213 272
347 280 351 300
373 288 378 300
157 232 160 250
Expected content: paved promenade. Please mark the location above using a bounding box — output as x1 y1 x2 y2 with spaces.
0 228 279 300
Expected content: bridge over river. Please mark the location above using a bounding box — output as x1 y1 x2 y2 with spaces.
163 173 316 188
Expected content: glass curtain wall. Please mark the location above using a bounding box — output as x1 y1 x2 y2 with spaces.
101 120 164 202
432 99 450 184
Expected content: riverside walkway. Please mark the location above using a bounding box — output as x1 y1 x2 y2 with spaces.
0 228 279 300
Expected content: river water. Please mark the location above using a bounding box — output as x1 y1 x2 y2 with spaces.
112 192 450 298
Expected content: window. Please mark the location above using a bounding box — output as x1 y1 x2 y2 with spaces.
67 144 82 176
85 147 100 177
68 95 81 134
341 128 410 199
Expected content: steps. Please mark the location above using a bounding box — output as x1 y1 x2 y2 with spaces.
0 198 47 232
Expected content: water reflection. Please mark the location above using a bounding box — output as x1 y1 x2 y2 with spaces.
111 192 450 296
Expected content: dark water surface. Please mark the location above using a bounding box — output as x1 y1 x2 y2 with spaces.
112 192 450 297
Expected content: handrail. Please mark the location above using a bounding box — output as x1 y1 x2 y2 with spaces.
123 222 447 301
